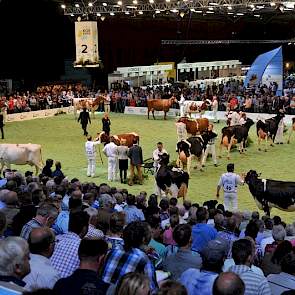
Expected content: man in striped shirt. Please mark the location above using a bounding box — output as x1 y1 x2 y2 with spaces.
229 239 271 295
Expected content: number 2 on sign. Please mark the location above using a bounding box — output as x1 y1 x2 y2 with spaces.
82 44 88 53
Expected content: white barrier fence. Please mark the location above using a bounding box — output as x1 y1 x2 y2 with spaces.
124 106 294 125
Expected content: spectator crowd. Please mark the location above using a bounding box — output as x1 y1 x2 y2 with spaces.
0 162 295 295
2 79 295 115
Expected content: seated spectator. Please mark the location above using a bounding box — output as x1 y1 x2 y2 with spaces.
267 253 295 294
213 272 245 295
84 207 104 239
101 221 158 293
260 218 274 254
105 212 125 250
158 280 187 295
180 239 227 295
50 211 89 278
229 239 271 295
97 193 115 234
42 159 54 178
23 228 60 291
144 194 159 218
261 240 293 276
163 224 202 280
265 224 286 254
159 198 170 222
52 161 65 179
239 210 251 232
191 207 217 252
113 192 125 212
285 223 295 246
54 239 109 295
0 237 30 293
124 194 145 224
169 197 178 208
147 215 167 262
214 211 225 232
163 214 179 246
20 203 58 240
115 272 150 295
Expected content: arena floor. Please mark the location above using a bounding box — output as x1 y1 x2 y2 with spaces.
5 113 295 222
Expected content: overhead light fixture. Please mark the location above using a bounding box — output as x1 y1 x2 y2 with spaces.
270 2 276 6
209 2 218 5
254 14 260 17
103 2 107 6
166 0 170 2
101 16 106 21
125 11 130 14
285 2 295 9
75 4 79 8
88 2 93 7
208 7 214 10
236 12 244 15
227 6 232 10
61 4 66 9
127 5 137 8
118 0 122 5
77 16 81 21
207 10 214 13
249 4 255 8
288 42 292 45
180 11 185 17
155 9 160 13
110 12 115 15
227 12 233 14
149 0 154 3
256 5 265 9
171 9 178 13
133 0 138 4
97 13 101 16
70 14 74 16
138 10 143 14
195 10 202 13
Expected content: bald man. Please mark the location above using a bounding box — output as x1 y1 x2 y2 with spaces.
23 227 60 291
213 272 245 295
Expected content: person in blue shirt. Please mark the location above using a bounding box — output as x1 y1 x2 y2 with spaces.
52 161 65 179
123 194 145 224
191 207 217 253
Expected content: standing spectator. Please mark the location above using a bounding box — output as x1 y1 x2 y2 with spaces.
52 161 65 179
104 90 111 114
128 139 143 186
0 237 31 293
216 163 244 212
78 108 91 136
53 239 109 295
20 203 58 240
42 159 54 178
152 142 167 172
213 272 245 295
163 224 202 280
229 239 271 295
191 207 217 252
212 96 219 123
85 135 100 178
103 136 118 182
180 239 227 295
102 112 111 136
117 139 129 184
50 211 89 278
23 228 60 291
124 194 145 224
101 221 158 293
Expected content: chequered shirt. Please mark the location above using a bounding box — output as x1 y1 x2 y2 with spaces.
101 247 158 293
85 224 104 239
20 218 43 240
50 232 81 278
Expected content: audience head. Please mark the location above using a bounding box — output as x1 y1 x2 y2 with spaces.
245 220 259 240
281 253 295 275
109 212 125 234
273 215 282 226
68 211 89 238
84 207 98 226
0 211 6 236
232 239 253 266
196 207 208 223
36 202 59 227
115 272 150 295
264 217 273 230
147 215 161 239
271 240 293 264
173 224 191 248
159 198 169 212
28 227 55 258
0 237 30 279
169 197 178 208
170 214 179 229
272 224 286 241
213 272 245 295
251 211 259 221
158 280 187 295
123 221 151 251
126 194 136 206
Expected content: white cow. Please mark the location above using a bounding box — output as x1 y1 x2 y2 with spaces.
0 144 43 175
183 100 206 118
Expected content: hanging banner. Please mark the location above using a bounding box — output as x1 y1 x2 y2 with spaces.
74 21 99 67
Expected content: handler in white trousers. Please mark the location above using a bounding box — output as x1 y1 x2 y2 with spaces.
212 96 219 123
103 136 118 181
216 163 244 212
85 136 100 177
179 94 186 117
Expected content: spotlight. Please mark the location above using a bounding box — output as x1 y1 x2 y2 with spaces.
75 4 80 8
110 12 115 15
88 2 93 7
61 4 66 9
254 14 260 17
180 11 185 17
207 10 214 13
138 10 143 14
227 6 232 10
70 14 74 16
149 0 154 3
166 0 170 3
133 0 138 4
101 16 106 21
236 12 244 15
103 2 107 6
249 4 255 8
125 11 130 14
227 12 233 14
270 2 276 6
209 2 218 5
171 9 178 13
208 7 214 10
278 5 284 12
288 42 292 45
97 13 101 16
118 0 122 5
155 9 160 13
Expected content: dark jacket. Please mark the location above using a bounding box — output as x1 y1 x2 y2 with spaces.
0 114 3 128
128 144 143 166
78 111 91 125
102 118 111 132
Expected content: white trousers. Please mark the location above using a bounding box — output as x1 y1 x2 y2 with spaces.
104 103 110 113
202 144 217 165
87 158 96 177
275 126 284 143
224 192 238 212
213 109 218 122
108 157 117 181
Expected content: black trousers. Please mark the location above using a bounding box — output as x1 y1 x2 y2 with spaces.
0 127 4 139
81 123 88 135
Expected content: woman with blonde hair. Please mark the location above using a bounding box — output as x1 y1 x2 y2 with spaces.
117 138 129 184
115 272 150 295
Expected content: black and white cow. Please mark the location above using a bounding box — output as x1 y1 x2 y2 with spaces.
245 170 295 216
156 153 189 200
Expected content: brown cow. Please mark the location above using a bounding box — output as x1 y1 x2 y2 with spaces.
177 117 209 135
96 131 139 148
147 97 177 120
287 117 295 144
73 96 104 119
